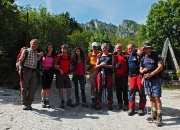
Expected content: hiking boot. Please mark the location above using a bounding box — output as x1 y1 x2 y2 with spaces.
75 101 80 106
46 99 50 108
156 113 162 127
138 108 144 116
108 101 113 110
116 103 122 110
28 105 33 110
91 98 96 108
95 100 101 110
128 108 134 116
123 104 129 111
41 99 46 108
82 102 88 108
60 100 65 109
66 99 75 107
23 105 28 110
151 111 157 120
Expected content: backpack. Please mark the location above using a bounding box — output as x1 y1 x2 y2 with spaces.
141 51 164 78
16 47 28 71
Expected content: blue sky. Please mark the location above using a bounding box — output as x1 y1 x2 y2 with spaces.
15 0 158 26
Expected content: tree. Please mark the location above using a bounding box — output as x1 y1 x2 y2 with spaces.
141 0 180 56
0 0 22 87
137 24 148 45
67 30 93 55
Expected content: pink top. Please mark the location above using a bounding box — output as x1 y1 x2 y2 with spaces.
42 56 53 69
74 62 85 75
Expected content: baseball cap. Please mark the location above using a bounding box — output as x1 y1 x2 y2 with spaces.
92 42 98 47
143 41 152 48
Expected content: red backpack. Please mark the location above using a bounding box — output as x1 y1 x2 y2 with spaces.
16 47 28 71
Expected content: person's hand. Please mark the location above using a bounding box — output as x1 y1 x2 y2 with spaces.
55 65 60 69
39 52 43 56
142 68 148 73
100 62 106 67
59 69 64 75
18 67 21 74
144 73 153 79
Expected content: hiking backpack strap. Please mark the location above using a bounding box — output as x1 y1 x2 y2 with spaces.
22 50 28 68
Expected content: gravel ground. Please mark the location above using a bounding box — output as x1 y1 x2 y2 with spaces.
0 77 180 130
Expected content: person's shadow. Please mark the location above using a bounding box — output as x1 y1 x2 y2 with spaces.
135 102 180 127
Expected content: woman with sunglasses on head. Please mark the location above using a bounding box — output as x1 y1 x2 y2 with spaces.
40 43 56 108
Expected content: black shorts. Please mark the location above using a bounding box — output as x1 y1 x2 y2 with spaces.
41 69 54 90
56 73 71 89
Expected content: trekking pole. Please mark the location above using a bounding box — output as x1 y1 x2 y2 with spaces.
101 68 106 111
145 79 153 122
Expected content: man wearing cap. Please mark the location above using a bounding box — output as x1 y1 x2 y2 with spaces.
87 42 99 108
127 44 146 116
140 42 163 127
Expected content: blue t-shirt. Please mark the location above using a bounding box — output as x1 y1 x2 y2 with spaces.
139 52 162 78
128 53 140 76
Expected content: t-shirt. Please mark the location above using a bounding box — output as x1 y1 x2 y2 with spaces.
87 51 98 73
128 53 140 76
55 54 70 74
74 62 85 76
139 52 162 78
114 54 128 76
98 54 113 75
41 56 54 69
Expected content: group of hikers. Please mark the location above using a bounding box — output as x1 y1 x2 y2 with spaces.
17 39 164 127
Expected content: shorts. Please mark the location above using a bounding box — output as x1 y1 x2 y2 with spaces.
144 78 162 97
89 72 98 84
56 73 71 89
41 69 54 90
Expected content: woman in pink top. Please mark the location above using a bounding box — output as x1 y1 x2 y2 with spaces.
71 47 88 107
40 43 56 108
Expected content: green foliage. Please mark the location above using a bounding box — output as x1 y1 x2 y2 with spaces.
138 0 180 57
67 30 93 55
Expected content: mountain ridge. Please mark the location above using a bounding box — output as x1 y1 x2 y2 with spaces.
81 19 140 38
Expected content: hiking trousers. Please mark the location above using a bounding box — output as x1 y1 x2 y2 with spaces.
73 74 86 103
115 76 128 105
21 68 37 106
128 74 146 109
97 72 113 102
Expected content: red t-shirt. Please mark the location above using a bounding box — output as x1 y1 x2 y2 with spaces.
114 54 128 76
74 62 85 76
55 54 70 74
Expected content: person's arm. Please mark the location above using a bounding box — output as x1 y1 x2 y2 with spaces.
84 61 87 79
95 57 102 68
54 55 60 69
38 52 43 61
86 53 90 64
18 50 26 73
139 56 148 74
